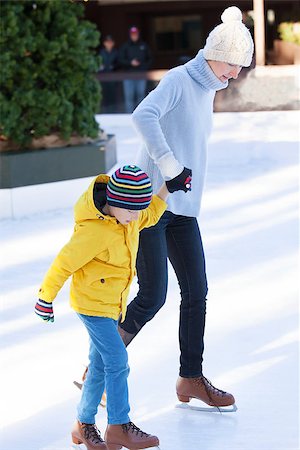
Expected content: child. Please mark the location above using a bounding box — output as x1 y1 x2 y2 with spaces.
35 165 172 450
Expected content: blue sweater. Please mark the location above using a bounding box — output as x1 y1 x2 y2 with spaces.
132 50 228 217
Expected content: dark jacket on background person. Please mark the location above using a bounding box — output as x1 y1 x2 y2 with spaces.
99 47 119 72
118 39 152 71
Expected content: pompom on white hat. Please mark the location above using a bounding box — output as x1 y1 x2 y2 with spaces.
203 6 254 67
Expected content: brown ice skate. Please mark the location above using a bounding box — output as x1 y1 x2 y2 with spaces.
176 375 235 408
105 421 159 450
71 420 107 449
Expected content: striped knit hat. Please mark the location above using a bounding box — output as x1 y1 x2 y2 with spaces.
106 165 152 210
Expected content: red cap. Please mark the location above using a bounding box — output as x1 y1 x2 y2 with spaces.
129 26 139 34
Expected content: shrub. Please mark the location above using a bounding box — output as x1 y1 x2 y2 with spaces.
0 0 101 148
278 22 300 46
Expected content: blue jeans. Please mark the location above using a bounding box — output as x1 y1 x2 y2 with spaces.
120 211 208 377
123 79 147 113
77 315 130 425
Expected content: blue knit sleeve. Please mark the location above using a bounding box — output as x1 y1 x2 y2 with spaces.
131 69 185 179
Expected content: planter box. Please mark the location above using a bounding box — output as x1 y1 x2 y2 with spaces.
0 134 117 189
273 40 300 65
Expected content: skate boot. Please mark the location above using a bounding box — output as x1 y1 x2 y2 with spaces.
71 420 107 449
105 421 159 449
176 375 235 407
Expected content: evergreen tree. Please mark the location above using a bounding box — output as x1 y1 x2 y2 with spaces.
0 0 101 148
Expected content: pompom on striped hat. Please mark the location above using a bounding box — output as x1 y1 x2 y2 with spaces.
106 165 152 210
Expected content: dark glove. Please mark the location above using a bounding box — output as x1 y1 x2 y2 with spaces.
35 299 54 323
166 167 192 193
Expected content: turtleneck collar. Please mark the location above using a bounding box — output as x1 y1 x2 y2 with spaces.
185 49 228 92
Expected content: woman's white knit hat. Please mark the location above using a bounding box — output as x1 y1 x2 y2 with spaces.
203 6 254 67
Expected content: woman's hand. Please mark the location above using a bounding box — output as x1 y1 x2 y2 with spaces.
166 167 192 193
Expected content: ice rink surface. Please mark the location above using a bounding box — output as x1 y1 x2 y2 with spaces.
0 111 299 450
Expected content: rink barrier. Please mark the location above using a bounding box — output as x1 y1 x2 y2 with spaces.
0 134 116 189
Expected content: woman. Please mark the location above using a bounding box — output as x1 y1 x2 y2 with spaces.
118 6 254 408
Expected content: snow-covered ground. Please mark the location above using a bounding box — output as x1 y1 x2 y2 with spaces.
0 111 299 450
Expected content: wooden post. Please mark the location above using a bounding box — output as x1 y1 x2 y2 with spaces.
253 0 266 65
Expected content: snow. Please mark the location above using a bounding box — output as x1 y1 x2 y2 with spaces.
0 111 299 450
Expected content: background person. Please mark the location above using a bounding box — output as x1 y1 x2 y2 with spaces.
119 26 152 113
99 34 119 113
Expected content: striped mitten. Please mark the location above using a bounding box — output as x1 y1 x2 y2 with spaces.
35 299 54 323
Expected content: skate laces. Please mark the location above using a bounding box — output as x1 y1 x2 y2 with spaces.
191 376 225 411
122 421 150 437
200 376 227 397
82 423 104 443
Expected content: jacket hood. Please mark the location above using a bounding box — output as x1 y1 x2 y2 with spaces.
185 49 228 92
74 174 111 223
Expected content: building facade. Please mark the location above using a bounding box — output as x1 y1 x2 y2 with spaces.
84 0 299 69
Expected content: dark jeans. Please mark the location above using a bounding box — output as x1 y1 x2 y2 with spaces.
101 81 118 113
120 211 208 377
123 79 147 113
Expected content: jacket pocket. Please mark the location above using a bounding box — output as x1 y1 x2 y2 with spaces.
81 254 110 287
95 249 110 263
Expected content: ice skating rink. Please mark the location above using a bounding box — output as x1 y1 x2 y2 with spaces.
0 111 299 450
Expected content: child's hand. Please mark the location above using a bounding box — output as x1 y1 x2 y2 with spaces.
35 299 54 323
166 167 192 193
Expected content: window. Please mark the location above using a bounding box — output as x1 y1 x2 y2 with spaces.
153 15 203 54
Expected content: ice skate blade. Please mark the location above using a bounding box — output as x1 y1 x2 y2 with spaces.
73 380 83 390
107 447 160 450
176 402 238 413
71 444 84 449
107 445 160 450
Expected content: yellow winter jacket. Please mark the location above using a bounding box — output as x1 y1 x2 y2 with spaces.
38 174 167 321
